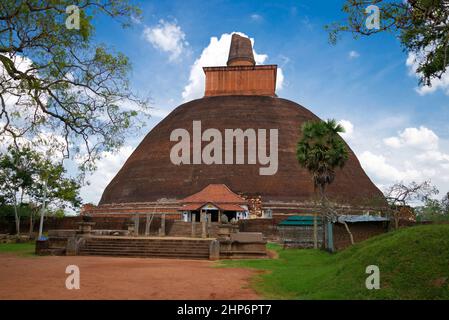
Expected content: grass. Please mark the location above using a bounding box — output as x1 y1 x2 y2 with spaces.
0 241 36 257
220 225 449 299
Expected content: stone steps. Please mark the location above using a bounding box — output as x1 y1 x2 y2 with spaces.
78 237 212 260
220 250 268 259
80 251 210 259
167 221 220 237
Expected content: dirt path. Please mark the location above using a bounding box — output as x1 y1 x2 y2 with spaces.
0 254 259 300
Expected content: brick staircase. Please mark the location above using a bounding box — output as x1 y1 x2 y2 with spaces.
167 221 220 237
78 237 212 260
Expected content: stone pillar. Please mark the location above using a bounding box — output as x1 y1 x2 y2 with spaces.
66 237 77 256
145 214 150 236
76 222 95 236
207 213 212 237
191 214 196 238
200 210 206 222
134 214 140 237
209 240 220 260
159 213 166 237
201 220 207 238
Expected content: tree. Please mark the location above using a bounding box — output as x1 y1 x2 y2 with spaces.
297 119 349 203
414 191 449 222
441 192 449 215
0 0 149 173
385 180 439 228
30 155 81 238
0 145 36 234
296 119 350 245
326 0 449 87
0 145 81 236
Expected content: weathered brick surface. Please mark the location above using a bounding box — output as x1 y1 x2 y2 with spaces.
204 65 277 97
333 222 388 251
99 96 386 208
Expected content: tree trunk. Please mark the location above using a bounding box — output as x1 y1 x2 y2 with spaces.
13 195 20 235
394 213 399 229
38 180 48 239
29 213 33 237
342 221 355 245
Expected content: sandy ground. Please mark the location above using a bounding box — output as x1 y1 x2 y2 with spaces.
0 254 259 300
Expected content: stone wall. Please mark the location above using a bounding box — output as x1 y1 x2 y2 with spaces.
0 215 170 235
332 222 389 251
239 217 389 251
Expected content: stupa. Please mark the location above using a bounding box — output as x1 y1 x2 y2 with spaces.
87 34 385 218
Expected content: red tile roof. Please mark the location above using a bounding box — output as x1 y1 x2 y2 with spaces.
179 202 245 212
180 184 246 206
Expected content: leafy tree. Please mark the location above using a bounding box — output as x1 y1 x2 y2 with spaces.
385 180 439 228
0 145 81 235
0 0 149 172
0 145 36 234
414 191 449 222
326 0 449 86
30 155 81 238
441 192 449 215
296 119 350 245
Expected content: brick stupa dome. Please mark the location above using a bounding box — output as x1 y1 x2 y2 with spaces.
99 34 384 210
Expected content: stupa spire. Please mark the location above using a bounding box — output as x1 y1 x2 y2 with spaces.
227 34 256 66
203 32 277 97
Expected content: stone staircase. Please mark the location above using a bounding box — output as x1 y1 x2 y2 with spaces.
78 237 212 260
167 221 220 238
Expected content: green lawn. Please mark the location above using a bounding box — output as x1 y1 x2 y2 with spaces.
220 225 449 300
0 241 36 257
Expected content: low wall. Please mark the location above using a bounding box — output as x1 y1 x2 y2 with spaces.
333 222 389 251
0 215 174 235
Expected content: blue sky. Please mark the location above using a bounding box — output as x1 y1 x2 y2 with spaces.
80 0 449 204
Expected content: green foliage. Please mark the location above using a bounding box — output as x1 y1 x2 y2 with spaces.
0 145 81 212
0 242 36 257
327 0 449 86
222 225 449 299
0 146 35 203
296 119 349 195
0 0 149 172
415 194 449 222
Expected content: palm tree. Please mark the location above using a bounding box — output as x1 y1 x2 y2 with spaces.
297 119 349 202
296 119 351 246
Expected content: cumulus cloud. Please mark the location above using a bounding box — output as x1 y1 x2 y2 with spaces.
406 52 449 95
338 119 354 140
348 50 360 59
354 125 449 196
182 32 284 101
143 20 188 62
383 126 439 150
80 146 134 204
359 151 422 182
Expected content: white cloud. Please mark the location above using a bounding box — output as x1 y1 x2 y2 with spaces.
80 146 134 204
276 68 285 91
359 151 422 182
182 32 284 101
143 20 188 62
348 50 360 59
351 124 449 198
406 52 449 95
250 14 263 22
338 119 354 139
383 126 439 150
